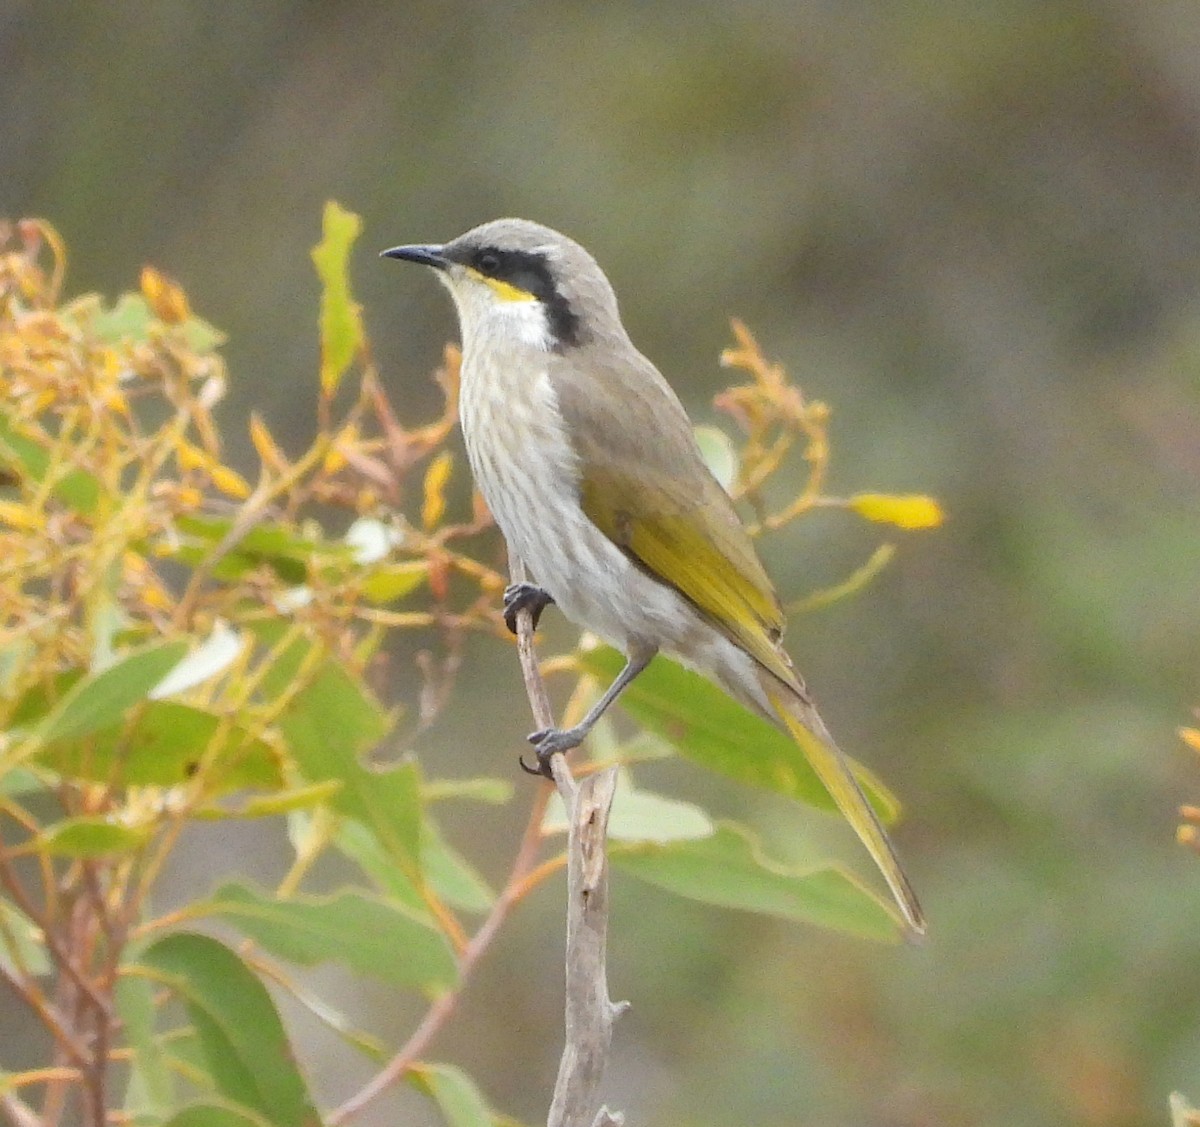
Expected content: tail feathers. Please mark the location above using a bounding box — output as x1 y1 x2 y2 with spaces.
766 682 926 941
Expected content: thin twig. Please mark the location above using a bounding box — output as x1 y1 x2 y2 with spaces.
0 1091 41 1127
506 549 556 735
326 776 553 1125
0 962 91 1066
0 840 109 1044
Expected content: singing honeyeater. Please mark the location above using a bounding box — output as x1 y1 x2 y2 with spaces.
383 219 925 937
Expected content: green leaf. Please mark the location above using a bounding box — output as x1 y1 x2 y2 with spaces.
210 781 342 819
34 641 189 746
423 776 514 805
91 293 153 343
335 819 427 914
38 701 282 792
0 767 44 796
0 412 101 513
311 201 364 396
170 515 349 584
543 773 714 844
410 1063 494 1127
0 638 34 696
421 820 496 913
612 823 900 941
163 1102 273 1127
693 424 738 491
35 816 152 857
277 660 422 878
199 881 456 995
577 646 899 821
336 814 495 915
5 669 84 729
81 291 224 352
117 973 173 1117
0 898 50 976
361 561 429 604
135 933 320 1127
180 315 227 353
605 786 715 843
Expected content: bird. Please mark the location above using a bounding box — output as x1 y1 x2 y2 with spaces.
382 219 925 938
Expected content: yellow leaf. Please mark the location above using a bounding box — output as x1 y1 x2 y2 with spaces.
323 423 359 474
142 584 175 612
140 266 190 324
210 463 251 500
422 451 453 530
0 501 43 531
1180 727 1200 753
249 413 288 473
311 201 364 396
170 485 204 511
175 439 210 472
848 492 944 530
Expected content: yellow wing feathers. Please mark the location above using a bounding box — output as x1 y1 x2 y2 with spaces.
770 688 926 938
578 466 795 684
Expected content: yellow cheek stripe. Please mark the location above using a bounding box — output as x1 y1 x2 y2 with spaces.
466 267 537 303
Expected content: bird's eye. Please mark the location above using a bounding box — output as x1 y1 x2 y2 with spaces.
474 251 501 275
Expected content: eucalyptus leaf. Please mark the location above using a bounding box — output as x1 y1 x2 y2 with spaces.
35 642 189 747
35 816 152 857
410 1062 495 1127
198 881 456 995
277 660 422 878
117 973 173 1117
0 899 50 976
312 201 364 395
163 1104 273 1127
38 701 282 793
577 646 899 822
612 822 901 941
135 933 320 1127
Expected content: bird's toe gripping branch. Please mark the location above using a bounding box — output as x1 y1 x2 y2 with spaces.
520 725 588 778
516 649 656 780
503 582 555 634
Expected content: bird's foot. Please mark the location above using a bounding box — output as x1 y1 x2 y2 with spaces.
518 725 585 779
503 582 555 634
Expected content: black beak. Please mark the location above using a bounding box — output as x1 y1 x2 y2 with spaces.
380 243 448 268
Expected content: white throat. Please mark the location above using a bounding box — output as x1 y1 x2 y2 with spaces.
439 273 554 353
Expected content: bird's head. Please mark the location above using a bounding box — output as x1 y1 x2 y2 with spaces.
382 218 622 354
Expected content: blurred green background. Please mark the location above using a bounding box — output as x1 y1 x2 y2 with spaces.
6 2 1200 1124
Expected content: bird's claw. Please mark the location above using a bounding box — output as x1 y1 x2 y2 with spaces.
503 582 555 634
518 725 585 779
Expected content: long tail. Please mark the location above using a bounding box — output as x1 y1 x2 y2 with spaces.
765 679 926 940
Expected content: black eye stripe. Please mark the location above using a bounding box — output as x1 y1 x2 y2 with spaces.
449 243 583 349
467 247 552 292
474 250 501 274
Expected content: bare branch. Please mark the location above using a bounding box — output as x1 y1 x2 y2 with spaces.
547 767 626 1127
506 548 558 739
502 548 627 1126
